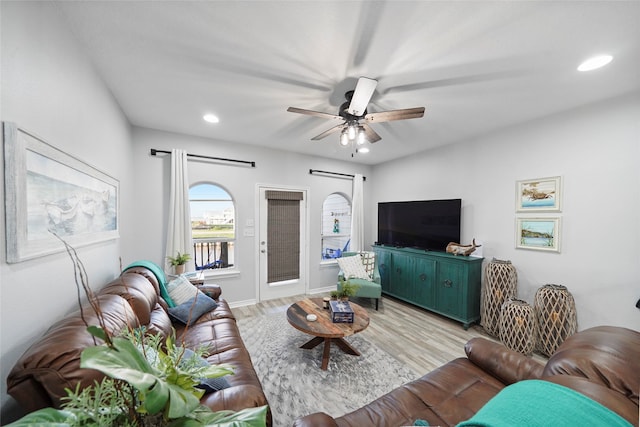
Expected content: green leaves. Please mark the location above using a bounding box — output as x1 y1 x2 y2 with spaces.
81 336 202 418
3 408 75 426
9 325 267 426
4 405 269 427
169 405 269 427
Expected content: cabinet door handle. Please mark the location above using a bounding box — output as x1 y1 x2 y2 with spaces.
419 273 427 282
396 267 402 274
443 279 453 287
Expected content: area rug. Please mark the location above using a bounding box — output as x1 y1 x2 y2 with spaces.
236 312 419 427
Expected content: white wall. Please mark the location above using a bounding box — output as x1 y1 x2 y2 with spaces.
130 127 372 303
371 92 640 331
0 2 133 417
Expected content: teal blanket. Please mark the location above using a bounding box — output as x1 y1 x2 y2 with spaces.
123 260 175 307
457 380 631 427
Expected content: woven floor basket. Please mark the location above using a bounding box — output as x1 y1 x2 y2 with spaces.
481 258 518 336
534 284 578 357
499 299 537 356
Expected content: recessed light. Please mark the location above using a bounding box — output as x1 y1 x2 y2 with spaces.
577 55 613 72
357 147 370 154
203 113 219 123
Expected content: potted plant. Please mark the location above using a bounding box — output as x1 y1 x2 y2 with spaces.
167 251 191 275
337 278 360 301
6 325 268 427
8 234 268 427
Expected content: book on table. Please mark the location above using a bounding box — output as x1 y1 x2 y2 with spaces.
329 300 354 323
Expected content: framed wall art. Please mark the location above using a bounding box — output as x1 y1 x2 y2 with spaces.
515 217 561 253
516 176 562 212
4 122 119 263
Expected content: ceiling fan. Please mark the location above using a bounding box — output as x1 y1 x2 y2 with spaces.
287 77 425 147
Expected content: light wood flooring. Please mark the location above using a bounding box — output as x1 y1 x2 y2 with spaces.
233 294 547 375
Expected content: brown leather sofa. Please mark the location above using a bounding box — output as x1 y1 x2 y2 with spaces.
294 326 640 426
7 265 272 426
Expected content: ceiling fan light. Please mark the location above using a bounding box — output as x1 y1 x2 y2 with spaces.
577 55 613 72
357 147 370 154
340 131 350 146
347 125 356 140
357 127 366 145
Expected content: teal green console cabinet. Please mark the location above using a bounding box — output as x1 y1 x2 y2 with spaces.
373 245 483 329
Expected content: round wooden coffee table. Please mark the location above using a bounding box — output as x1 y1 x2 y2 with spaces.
286 298 370 370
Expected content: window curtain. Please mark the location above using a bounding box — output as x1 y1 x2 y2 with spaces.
350 174 365 252
165 149 193 271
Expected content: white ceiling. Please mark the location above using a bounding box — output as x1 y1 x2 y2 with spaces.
56 1 640 165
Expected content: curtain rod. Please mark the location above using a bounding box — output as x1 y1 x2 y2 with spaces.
150 149 255 168
309 169 366 181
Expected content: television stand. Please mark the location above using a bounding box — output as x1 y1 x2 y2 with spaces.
372 245 483 329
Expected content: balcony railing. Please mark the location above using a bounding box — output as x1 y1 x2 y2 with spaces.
193 240 235 270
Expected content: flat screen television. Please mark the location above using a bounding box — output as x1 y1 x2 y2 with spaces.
377 199 461 252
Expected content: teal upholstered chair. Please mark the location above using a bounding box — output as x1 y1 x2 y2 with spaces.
337 251 382 310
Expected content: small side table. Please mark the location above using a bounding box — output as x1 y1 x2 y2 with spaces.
185 270 205 285
167 270 205 285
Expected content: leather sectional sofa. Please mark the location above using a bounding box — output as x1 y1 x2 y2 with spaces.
7 264 272 425
294 325 639 426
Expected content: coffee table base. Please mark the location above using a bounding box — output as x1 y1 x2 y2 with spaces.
300 336 361 370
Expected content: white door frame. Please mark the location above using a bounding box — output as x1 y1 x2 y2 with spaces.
255 184 309 302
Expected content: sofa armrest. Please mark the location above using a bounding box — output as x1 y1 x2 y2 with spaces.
465 337 544 384
197 284 222 300
543 375 639 426
293 413 339 427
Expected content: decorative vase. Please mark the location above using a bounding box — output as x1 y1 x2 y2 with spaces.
499 299 537 356
534 284 578 357
175 264 186 275
481 258 518 336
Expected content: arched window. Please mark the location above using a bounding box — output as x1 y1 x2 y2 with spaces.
189 183 235 270
321 193 351 259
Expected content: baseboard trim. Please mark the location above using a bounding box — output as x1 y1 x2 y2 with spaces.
307 286 335 295
228 298 257 309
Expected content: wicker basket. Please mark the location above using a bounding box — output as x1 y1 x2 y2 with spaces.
499 299 537 356
481 258 518 336
534 284 578 357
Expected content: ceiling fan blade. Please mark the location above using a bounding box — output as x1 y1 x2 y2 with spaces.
348 77 378 116
380 70 524 95
365 107 425 123
287 107 342 121
311 123 345 141
361 123 382 143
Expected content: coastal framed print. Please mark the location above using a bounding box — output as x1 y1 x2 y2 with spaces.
515 217 561 253
516 176 562 212
3 122 119 263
